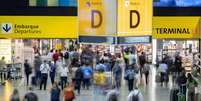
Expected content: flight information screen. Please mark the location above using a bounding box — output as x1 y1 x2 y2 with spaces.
154 0 201 7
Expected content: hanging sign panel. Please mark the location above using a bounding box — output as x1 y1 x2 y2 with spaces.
117 0 152 36
153 17 200 39
0 16 78 38
79 0 116 36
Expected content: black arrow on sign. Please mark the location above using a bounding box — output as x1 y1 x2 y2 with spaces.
2 24 11 32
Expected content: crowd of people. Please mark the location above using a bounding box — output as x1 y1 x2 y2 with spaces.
1 45 200 101
15 45 150 101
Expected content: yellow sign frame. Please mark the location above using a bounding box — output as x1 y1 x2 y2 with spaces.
0 16 78 38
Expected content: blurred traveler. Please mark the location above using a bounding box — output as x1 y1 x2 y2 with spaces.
58 49 64 59
64 49 70 66
94 69 106 94
53 50 59 64
139 52 146 78
143 62 150 85
74 67 83 95
23 87 39 101
34 56 42 86
128 87 143 101
187 73 197 101
95 59 106 72
174 52 182 75
24 59 32 86
123 51 129 68
158 61 168 87
60 65 69 90
50 82 61 101
63 85 75 101
129 51 137 65
112 60 122 90
81 62 93 90
104 59 112 72
47 49 54 62
177 69 187 95
49 61 56 85
10 89 20 101
40 60 50 90
125 63 137 92
106 86 120 101
0 57 6 84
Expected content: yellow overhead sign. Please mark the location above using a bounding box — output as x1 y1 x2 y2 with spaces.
153 17 200 39
79 0 116 36
117 0 152 36
0 16 78 38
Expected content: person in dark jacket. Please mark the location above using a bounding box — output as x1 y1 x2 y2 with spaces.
177 69 187 95
112 60 122 90
34 56 42 86
23 87 38 101
75 67 83 94
49 61 56 85
50 82 61 101
175 52 182 75
24 59 32 86
139 52 146 78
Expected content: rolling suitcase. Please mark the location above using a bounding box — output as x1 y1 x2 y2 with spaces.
31 76 37 86
170 88 179 101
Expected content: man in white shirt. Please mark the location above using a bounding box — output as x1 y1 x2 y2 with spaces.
40 60 50 90
60 66 69 90
128 88 143 101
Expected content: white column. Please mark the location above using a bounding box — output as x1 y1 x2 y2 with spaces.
152 39 157 64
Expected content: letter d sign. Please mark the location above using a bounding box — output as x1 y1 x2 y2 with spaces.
91 10 103 28
130 10 140 28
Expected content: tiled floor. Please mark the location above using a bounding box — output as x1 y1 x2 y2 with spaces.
0 66 171 101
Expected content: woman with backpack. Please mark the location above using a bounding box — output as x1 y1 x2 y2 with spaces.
125 63 137 92
50 82 61 101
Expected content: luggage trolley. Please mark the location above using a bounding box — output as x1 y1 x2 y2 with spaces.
9 63 22 80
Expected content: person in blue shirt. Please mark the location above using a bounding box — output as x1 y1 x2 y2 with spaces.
95 59 106 71
81 61 93 90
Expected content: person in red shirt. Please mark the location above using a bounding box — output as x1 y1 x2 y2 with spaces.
53 50 59 64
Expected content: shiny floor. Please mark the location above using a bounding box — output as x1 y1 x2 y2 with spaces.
0 66 171 101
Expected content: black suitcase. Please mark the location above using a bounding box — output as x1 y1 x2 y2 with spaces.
31 76 37 86
170 88 179 101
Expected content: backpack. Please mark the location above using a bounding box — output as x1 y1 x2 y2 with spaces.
83 69 92 79
132 91 140 101
64 52 69 59
125 69 135 80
